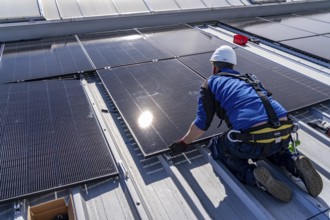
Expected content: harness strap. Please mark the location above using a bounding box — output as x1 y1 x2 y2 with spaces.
233 123 294 144
219 72 281 128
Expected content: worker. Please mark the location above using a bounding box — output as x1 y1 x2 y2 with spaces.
170 45 323 202
308 119 330 138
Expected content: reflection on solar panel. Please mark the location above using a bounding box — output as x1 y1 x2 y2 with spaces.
139 25 226 56
179 48 330 111
78 30 173 68
261 15 330 35
281 35 330 61
0 36 92 83
0 80 118 202
99 60 221 157
223 18 314 41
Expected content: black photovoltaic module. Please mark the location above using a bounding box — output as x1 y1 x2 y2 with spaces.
100 44 330 157
78 30 173 68
0 36 92 83
99 60 224 158
179 48 330 112
138 24 227 56
0 80 118 202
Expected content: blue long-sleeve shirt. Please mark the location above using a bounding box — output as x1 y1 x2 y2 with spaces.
194 68 287 131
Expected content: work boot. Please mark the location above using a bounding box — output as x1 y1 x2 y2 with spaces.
294 156 323 197
254 167 292 202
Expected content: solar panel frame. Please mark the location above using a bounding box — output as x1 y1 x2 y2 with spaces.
0 80 118 202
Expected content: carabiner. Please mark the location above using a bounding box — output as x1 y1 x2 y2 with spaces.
227 130 242 142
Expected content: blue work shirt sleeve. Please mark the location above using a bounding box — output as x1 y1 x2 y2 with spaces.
193 80 215 131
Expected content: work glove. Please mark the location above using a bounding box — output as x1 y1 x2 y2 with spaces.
169 139 188 154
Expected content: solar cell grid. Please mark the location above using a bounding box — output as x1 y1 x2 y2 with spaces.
0 37 92 83
179 48 330 111
78 30 173 69
138 24 227 56
100 33 330 157
0 80 118 202
261 14 330 35
100 59 221 157
222 18 315 41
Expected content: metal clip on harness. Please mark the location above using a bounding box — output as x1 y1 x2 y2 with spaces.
227 130 242 142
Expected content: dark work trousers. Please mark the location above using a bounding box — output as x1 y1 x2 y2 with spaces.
208 132 298 185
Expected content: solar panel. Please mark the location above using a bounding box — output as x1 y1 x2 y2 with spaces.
0 36 93 83
179 48 330 111
223 18 315 41
138 25 227 56
261 15 330 35
111 0 149 14
0 80 118 202
56 0 83 18
78 30 173 68
281 35 330 61
294 11 330 24
99 59 221 157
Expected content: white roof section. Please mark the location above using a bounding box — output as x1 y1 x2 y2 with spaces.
0 2 330 220
0 0 41 21
112 0 150 14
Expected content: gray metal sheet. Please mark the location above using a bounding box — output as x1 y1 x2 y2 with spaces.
0 36 92 83
56 0 83 19
146 0 180 11
139 25 227 56
226 0 244 6
202 0 231 7
0 80 118 202
224 18 315 41
0 0 41 21
175 0 207 9
99 60 221 157
40 0 61 20
261 15 330 35
178 48 330 112
281 35 330 61
111 0 149 14
78 30 173 68
77 0 118 17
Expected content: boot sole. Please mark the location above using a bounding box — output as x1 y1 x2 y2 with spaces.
254 167 292 202
295 157 323 197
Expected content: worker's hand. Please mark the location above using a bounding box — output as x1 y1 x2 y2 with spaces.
169 139 188 154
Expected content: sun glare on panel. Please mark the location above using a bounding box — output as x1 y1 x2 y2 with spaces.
138 111 153 129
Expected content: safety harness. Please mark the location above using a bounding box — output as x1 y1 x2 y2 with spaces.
219 72 298 155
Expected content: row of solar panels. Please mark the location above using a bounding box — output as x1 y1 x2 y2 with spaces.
221 10 330 61
1 23 329 202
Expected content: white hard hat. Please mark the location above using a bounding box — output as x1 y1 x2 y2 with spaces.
210 45 237 65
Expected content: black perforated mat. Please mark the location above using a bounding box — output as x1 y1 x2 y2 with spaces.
0 80 118 202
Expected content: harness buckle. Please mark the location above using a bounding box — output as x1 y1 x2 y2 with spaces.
227 130 242 142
